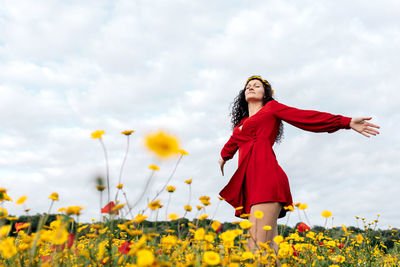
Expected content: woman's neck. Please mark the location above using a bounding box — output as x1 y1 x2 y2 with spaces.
248 101 263 117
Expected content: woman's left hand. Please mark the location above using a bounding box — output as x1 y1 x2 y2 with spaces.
350 117 380 137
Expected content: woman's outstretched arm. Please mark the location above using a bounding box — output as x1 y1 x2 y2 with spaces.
270 100 380 136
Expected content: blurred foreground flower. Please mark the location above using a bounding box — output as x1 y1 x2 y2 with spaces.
16 196 27 205
148 164 160 171
0 208 8 219
203 251 221 265
91 130 105 139
254 210 264 219
0 188 12 202
14 222 30 233
144 130 180 159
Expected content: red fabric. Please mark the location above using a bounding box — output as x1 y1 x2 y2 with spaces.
220 100 351 218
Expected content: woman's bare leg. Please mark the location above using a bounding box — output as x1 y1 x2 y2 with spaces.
248 202 282 264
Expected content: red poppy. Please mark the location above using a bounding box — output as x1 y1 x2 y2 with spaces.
297 222 311 233
118 241 132 255
337 243 344 248
60 233 75 250
292 245 299 257
15 222 25 233
216 224 224 234
40 255 51 263
101 201 119 215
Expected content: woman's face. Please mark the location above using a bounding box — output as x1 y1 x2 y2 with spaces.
245 79 265 102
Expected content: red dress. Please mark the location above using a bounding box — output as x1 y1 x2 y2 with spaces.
219 100 352 218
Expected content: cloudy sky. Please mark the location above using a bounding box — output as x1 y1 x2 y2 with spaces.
1 0 399 228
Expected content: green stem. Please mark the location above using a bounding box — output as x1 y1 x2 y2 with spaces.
115 136 131 202
99 138 110 211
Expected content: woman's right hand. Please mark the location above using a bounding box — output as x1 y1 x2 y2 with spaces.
218 158 226 176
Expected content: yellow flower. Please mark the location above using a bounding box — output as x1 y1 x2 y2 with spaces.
48 192 59 201
96 185 105 191
122 130 135 136
284 205 294 212
263 225 272 231
166 186 176 193
273 235 284 244
134 214 148 223
178 149 189 155
194 228 205 240
196 205 203 211
65 206 84 216
241 251 254 260
321 210 332 218
184 205 192 212
16 196 27 205
112 204 125 212
299 203 308 210
239 213 251 219
184 179 192 184
198 214 209 220
0 188 12 202
219 230 237 244
0 208 8 219
235 206 244 211
239 220 253 230
52 227 69 245
0 225 11 238
342 224 348 235
6 217 17 221
168 213 179 220
148 200 162 210
144 131 180 159
136 249 155 266
148 164 160 171
199 196 211 206
0 237 17 259
116 184 123 189
203 251 221 266
91 130 105 139
211 221 221 232
254 210 264 219
330 255 346 263
356 234 364 244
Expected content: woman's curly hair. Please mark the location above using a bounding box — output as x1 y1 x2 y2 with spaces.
229 76 284 144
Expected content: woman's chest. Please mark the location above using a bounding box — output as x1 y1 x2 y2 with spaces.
237 110 275 133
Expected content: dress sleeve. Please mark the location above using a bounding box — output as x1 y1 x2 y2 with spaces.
270 100 352 133
220 134 238 161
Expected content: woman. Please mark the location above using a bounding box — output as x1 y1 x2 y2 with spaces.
218 75 380 255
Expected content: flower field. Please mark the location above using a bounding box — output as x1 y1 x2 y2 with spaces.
0 130 399 266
